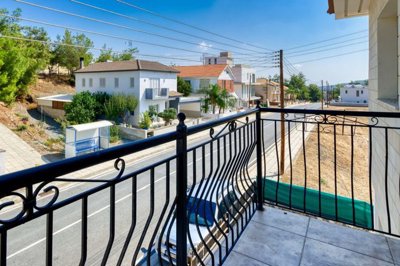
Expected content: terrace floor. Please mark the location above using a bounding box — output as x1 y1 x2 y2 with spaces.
223 205 400 266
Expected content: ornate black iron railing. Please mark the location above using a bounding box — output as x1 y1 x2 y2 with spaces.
0 106 399 266
260 107 400 238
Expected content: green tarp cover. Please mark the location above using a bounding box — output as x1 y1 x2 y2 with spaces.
263 178 373 229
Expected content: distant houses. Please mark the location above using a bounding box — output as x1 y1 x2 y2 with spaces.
174 64 235 93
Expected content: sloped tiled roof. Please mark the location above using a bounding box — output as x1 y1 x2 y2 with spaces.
175 65 229 78
75 60 180 73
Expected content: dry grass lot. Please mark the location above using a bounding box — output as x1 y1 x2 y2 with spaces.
282 106 371 202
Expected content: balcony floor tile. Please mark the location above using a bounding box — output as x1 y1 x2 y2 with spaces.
307 218 393 262
300 238 394 266
224 205 400 266
251 206 309 236
232 220 305 266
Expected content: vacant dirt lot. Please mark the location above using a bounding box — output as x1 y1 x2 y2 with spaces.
281 106 370 202
0 75 75 155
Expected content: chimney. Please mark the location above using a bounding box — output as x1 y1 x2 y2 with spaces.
79 57 84 69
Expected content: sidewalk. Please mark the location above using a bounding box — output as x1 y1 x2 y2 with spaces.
0 123 46 174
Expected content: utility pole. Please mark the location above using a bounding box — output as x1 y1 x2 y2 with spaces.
279 50 285 174
326 81 330 106
321 80 324 110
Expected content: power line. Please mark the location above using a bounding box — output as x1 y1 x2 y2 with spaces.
116 0 274 52
284 30 368 51
286 40 368 58
292 49 368 64
0 34 203 62
285 35 368 55
69 0 271 55
3 15 212 55
16 0 268 56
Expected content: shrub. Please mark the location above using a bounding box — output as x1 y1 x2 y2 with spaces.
104 94 138 123
92 92 110 118
148 106 158 122
16 124 27 131
65 91 96 124
177 77 192 96
158 108 177 126
109 125 120 143
139 112 152 129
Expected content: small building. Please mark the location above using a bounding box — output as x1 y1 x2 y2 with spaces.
255 78 289 106
175 64 235 93
203 51 234 66
65 120 112 158
231 64 259 107
203 52 258 107
74 59 180 126
37 94 73 119
340 84 368 104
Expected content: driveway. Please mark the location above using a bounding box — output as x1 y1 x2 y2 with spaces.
0 123 46 175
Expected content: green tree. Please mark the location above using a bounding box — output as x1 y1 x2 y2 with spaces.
288 73 309 100
113 48 138 61
0 9 51 103
158 108 177 126
104 94 138 123
177 77 191 96
96 46 138 62
199 84 223 114
96 45 113 63
308 84 322 102
65 91 97 124
52 30 93 74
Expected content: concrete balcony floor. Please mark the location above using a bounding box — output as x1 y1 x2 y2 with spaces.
224 205 400 266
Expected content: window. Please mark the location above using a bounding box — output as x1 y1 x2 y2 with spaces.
208 58 211 65
361 90 364 94
82 78 86 87
89 78 93 87
214 58 217 64
356 90 360 97
149 78 160 89
52 101 65 110
345 90 348 94
114 78 119 88
200 79 210 89
130 78 135 88
99 78 106 88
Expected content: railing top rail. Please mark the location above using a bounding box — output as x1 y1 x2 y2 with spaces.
0 131 177 196
187 109 257 135
260 107 400 118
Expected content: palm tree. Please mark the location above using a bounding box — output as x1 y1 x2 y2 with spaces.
199 84 223 114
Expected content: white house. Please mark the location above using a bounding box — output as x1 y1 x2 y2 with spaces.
328 0 400 235
231 64 258 107
203 52 258 107
340 84 369 104
174 64 235 93
74 60 180 126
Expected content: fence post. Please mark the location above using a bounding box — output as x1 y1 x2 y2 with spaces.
256 101 264 211
176 113 188 266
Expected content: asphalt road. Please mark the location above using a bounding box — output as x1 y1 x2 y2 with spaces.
3 103 320 266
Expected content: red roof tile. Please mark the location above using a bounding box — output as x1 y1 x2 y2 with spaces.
175 65 229 78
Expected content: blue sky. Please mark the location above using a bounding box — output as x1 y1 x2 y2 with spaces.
2 0 369 84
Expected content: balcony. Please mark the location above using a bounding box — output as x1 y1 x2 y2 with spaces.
145 87 169 100
0 105 399 266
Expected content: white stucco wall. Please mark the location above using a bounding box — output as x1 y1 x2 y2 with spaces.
340 85 369 103
75 70 178 126
368 0 400 235
182 77 218 92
